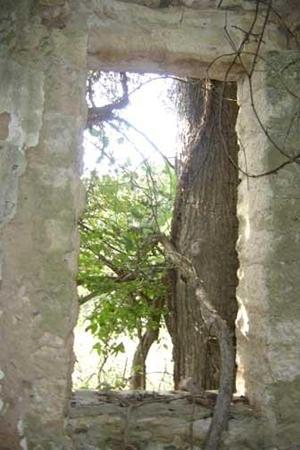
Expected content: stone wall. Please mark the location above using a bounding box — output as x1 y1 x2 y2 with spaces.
0 1 87 448
0 1 299 449
68 391 265 450
236 51 300 447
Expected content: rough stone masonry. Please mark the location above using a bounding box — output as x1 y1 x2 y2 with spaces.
0 0 299 449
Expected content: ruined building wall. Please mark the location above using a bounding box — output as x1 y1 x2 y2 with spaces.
0 1 87 448
236 52 300 446
0 1 299 449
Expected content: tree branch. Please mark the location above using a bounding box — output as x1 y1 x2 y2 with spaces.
158 234 234 450
87 72 129 128
112 115 175 170
79 291 99 305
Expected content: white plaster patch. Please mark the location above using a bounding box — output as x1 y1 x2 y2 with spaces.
17 418 24 436
237 200 251 241
8 113 24 147
236 303 249 337
0 60 44 148
0 370 5 380
20 437 28 450
237 268 244 281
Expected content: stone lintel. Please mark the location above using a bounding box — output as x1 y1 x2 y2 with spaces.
87 0 288 80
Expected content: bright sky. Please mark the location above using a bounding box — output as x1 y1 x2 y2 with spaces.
83 75 179 175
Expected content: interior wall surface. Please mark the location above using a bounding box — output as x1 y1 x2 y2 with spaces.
236 52 300 446
0 1 87 448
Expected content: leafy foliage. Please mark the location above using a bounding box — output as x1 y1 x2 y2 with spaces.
78 164 175 368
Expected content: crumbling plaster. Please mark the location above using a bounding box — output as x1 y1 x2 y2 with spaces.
0 0 299 449
0 1 87 448
236 51 300 446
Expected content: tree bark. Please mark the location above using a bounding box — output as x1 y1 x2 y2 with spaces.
159 234 235 450
129 327 159 390
167 80 239 390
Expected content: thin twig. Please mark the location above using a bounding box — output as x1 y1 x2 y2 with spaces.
111 115 175 170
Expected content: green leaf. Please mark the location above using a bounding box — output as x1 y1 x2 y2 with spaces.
78 164 176 354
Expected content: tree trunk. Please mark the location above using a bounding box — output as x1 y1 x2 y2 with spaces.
167 80 239 390
129 327 159 390
129 297 163 390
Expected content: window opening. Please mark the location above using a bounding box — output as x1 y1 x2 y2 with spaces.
73 72 178 391
72 73 240 398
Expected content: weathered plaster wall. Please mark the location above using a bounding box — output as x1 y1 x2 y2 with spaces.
0 1 87 448
236 51 300 446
